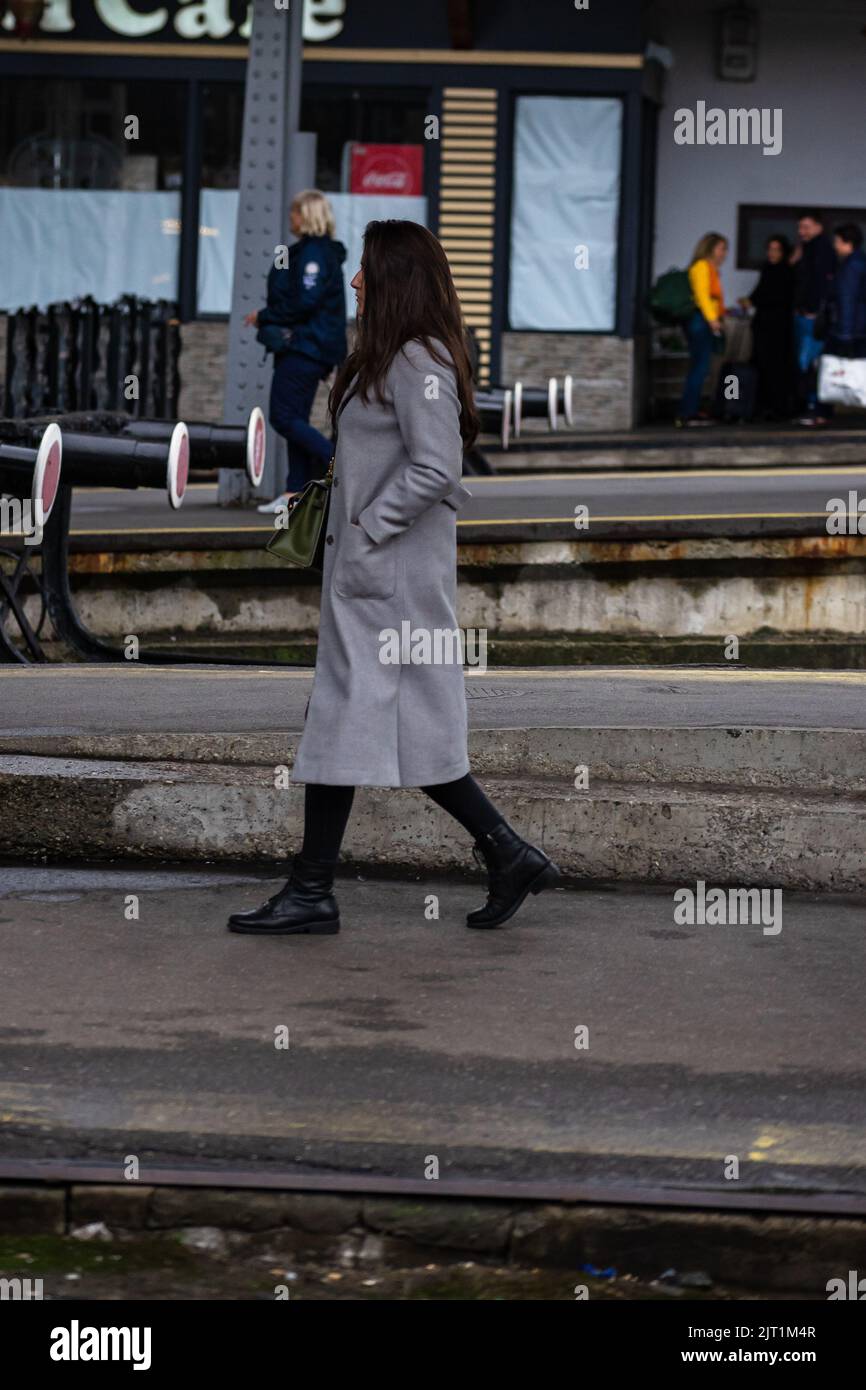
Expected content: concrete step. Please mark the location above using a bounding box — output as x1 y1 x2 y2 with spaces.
490 431 866 471
2 731 863 890
33 632 866 670
2 725 863 790
35 531 866 663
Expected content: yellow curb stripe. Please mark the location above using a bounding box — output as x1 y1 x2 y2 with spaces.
65 511 838 538
3 666 866 685
466 466 866 483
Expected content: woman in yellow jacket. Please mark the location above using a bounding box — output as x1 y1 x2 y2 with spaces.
678 233 728 426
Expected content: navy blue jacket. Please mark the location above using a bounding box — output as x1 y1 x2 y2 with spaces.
257 235 347 368
828 248 866 343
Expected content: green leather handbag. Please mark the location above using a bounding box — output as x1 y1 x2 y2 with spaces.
266 457 333 571
266 385 354 570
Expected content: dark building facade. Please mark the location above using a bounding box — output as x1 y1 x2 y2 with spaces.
0 0 660 426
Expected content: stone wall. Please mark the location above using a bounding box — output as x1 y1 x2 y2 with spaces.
177 320 228 421
500 331 637 431
178 319 333 430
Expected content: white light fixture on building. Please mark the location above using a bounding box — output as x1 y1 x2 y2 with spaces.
717 4 759 82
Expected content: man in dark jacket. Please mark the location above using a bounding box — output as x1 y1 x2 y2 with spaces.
791 210 836 424
826 224 866 357
246 191 347 509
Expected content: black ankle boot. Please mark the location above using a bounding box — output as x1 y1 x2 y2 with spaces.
227 857 340 935
467 822 560 929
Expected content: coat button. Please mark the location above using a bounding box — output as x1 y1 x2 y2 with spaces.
326 534 334 544
333 477 339 487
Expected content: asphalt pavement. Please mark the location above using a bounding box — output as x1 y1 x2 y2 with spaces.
3 664 866 739
1 862 864 1196
63 462 866 544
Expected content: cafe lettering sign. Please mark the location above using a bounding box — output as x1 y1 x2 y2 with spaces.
0 0 347 43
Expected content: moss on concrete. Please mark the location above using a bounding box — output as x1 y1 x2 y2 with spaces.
0 1233 723 1301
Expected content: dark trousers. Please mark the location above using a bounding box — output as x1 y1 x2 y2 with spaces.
269 351 333 492
300 776 504 863
679 310 715 419
752 313 793 418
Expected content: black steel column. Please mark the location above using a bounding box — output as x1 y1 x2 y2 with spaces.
178 79 203 324
615 89 644 341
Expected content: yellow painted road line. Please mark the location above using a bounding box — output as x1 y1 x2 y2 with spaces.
473 667 866 683
67 511 836 537
3 666 866 684
74 467 866 491
467 667 866 683
69 526 282 535
0 667 316 678
465 511 837 524
457 512 833 525
467 465 866 483
74 482 217 493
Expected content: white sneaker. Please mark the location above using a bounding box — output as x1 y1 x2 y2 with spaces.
256 493 293 514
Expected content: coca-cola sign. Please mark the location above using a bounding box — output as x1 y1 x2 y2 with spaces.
349 144 423 197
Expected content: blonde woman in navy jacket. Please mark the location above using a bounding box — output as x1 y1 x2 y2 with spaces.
247 190 347 511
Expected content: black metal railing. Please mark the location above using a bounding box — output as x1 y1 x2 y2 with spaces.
4 297 181 421
0 361 571 663
0 410 266 664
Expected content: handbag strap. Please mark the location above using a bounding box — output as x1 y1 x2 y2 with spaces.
326 380 359 483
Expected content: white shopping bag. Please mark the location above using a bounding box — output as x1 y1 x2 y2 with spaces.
818 355 866 407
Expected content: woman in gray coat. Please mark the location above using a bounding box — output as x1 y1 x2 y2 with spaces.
228 221 559 936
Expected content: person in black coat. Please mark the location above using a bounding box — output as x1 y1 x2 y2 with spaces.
790 210 836 424
740 235 795 420
245 190 348 511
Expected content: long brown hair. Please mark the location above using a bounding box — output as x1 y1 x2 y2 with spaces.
330 220 479 449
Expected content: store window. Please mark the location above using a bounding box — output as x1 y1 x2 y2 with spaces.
197 81 244 315
737 204 866 270
0 75 430 317
197 81 430 316
301 84 429 192
509 95 623 333
0 78 184 311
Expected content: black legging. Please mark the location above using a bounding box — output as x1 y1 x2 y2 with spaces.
300 775 503 863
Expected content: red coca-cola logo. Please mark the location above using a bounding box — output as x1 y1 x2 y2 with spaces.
350 144 423 197
362 165 411 191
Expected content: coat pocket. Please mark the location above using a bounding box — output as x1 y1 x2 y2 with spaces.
441 482 473 512
334 522 397 600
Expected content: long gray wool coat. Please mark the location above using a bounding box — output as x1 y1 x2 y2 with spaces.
291 338 473 787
